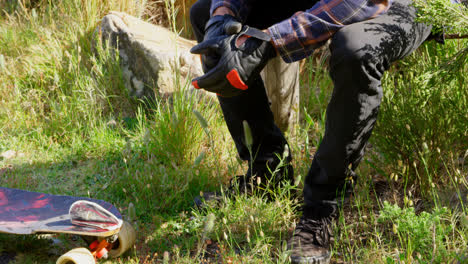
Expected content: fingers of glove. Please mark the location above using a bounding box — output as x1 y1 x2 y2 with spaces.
205 15 235 32
192 65 244 97
201 54 219 72
190 36 224 55
224 21 242 35
192 63 227 91
194 61 249 92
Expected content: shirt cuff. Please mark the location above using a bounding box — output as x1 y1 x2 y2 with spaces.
268 20 316 63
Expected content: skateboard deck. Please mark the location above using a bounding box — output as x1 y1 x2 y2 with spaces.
0 187 122 236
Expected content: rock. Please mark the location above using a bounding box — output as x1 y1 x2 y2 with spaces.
1 150 16 160
98 12 299 132
98 11 204 100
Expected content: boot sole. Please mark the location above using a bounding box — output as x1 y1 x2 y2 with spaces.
290 252 331 264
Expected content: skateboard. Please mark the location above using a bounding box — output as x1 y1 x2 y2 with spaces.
0 187 136 264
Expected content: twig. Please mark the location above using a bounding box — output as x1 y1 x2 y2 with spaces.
430 224 436 264
445 34 468 40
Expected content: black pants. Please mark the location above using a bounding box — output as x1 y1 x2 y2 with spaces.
190 0 432 206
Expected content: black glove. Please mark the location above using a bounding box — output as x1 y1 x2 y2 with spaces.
191 26 276 97
200 15 242 71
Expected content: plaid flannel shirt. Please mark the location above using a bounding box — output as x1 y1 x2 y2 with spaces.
211 0 393 62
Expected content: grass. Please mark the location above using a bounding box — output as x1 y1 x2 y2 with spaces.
0 1 467 263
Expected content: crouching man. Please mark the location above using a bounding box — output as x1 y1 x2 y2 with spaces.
190 0 434 262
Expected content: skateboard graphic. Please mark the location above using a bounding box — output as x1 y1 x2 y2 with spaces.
0 187 136 263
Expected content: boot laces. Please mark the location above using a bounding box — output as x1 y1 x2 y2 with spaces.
295 215 334 247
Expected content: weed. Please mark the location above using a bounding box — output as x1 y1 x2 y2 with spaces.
378 202 452 262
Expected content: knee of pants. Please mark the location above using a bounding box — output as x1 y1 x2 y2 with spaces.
329 27 388 99
190 0 211 40
329 27 389 74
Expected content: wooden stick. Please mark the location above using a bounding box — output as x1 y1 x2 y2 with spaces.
445 34 468 39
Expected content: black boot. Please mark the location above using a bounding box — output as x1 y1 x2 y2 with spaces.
288 202 337 264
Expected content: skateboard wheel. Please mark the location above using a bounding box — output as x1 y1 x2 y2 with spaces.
108 221 136 258
56 248 94 264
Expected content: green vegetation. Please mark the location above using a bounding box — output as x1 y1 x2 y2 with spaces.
414 0 468 35
378 202 452 263
0 0 467 263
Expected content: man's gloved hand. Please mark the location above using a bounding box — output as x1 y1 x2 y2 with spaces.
191 26 276 97
200 15 242 71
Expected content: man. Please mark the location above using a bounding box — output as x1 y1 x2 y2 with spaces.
190 0 433 263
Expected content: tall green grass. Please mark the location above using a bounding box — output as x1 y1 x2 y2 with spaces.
373 41 467 196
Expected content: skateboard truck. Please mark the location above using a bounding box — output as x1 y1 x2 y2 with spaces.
89 239 110 259
88 234 118 259
56 222 136 264
56 201 136 263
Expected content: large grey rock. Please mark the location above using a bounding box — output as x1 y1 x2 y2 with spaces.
98 12 300 132
99 11 203 100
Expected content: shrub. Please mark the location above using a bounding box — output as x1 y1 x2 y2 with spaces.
378 202 452 262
